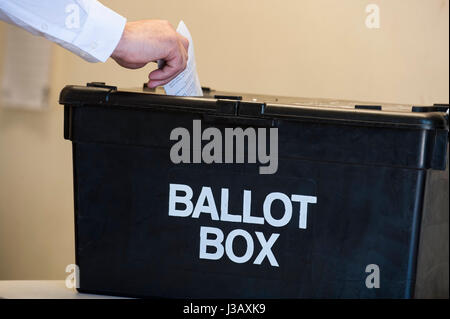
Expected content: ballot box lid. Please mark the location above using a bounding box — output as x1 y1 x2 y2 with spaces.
60 83 449 131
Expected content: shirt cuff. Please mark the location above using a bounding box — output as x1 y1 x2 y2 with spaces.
72 1 126 63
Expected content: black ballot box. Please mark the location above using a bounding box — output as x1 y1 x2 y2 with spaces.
59 82 449 298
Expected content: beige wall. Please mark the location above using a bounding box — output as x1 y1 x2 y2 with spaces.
0 0 448 279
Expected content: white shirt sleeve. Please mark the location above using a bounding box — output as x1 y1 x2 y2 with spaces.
0 0 126 63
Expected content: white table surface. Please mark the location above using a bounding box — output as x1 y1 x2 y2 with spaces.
0 280 128 299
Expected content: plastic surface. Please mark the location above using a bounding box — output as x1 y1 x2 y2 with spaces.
60 83 449 298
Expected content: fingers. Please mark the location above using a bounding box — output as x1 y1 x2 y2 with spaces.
148 41 188 87
147 64 181 88
111 20 189 87
179 35 189 52
147 66 180 88
147 78 171 89
112 20 190 87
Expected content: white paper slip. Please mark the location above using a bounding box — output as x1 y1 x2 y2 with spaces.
162 21 203 97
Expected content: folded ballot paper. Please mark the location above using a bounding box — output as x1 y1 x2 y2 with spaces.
160 21 203 97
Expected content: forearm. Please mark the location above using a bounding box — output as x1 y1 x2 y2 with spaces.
0 1 189 87
0 0 126 62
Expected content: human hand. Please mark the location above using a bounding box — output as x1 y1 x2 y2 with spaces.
111 20 189 88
